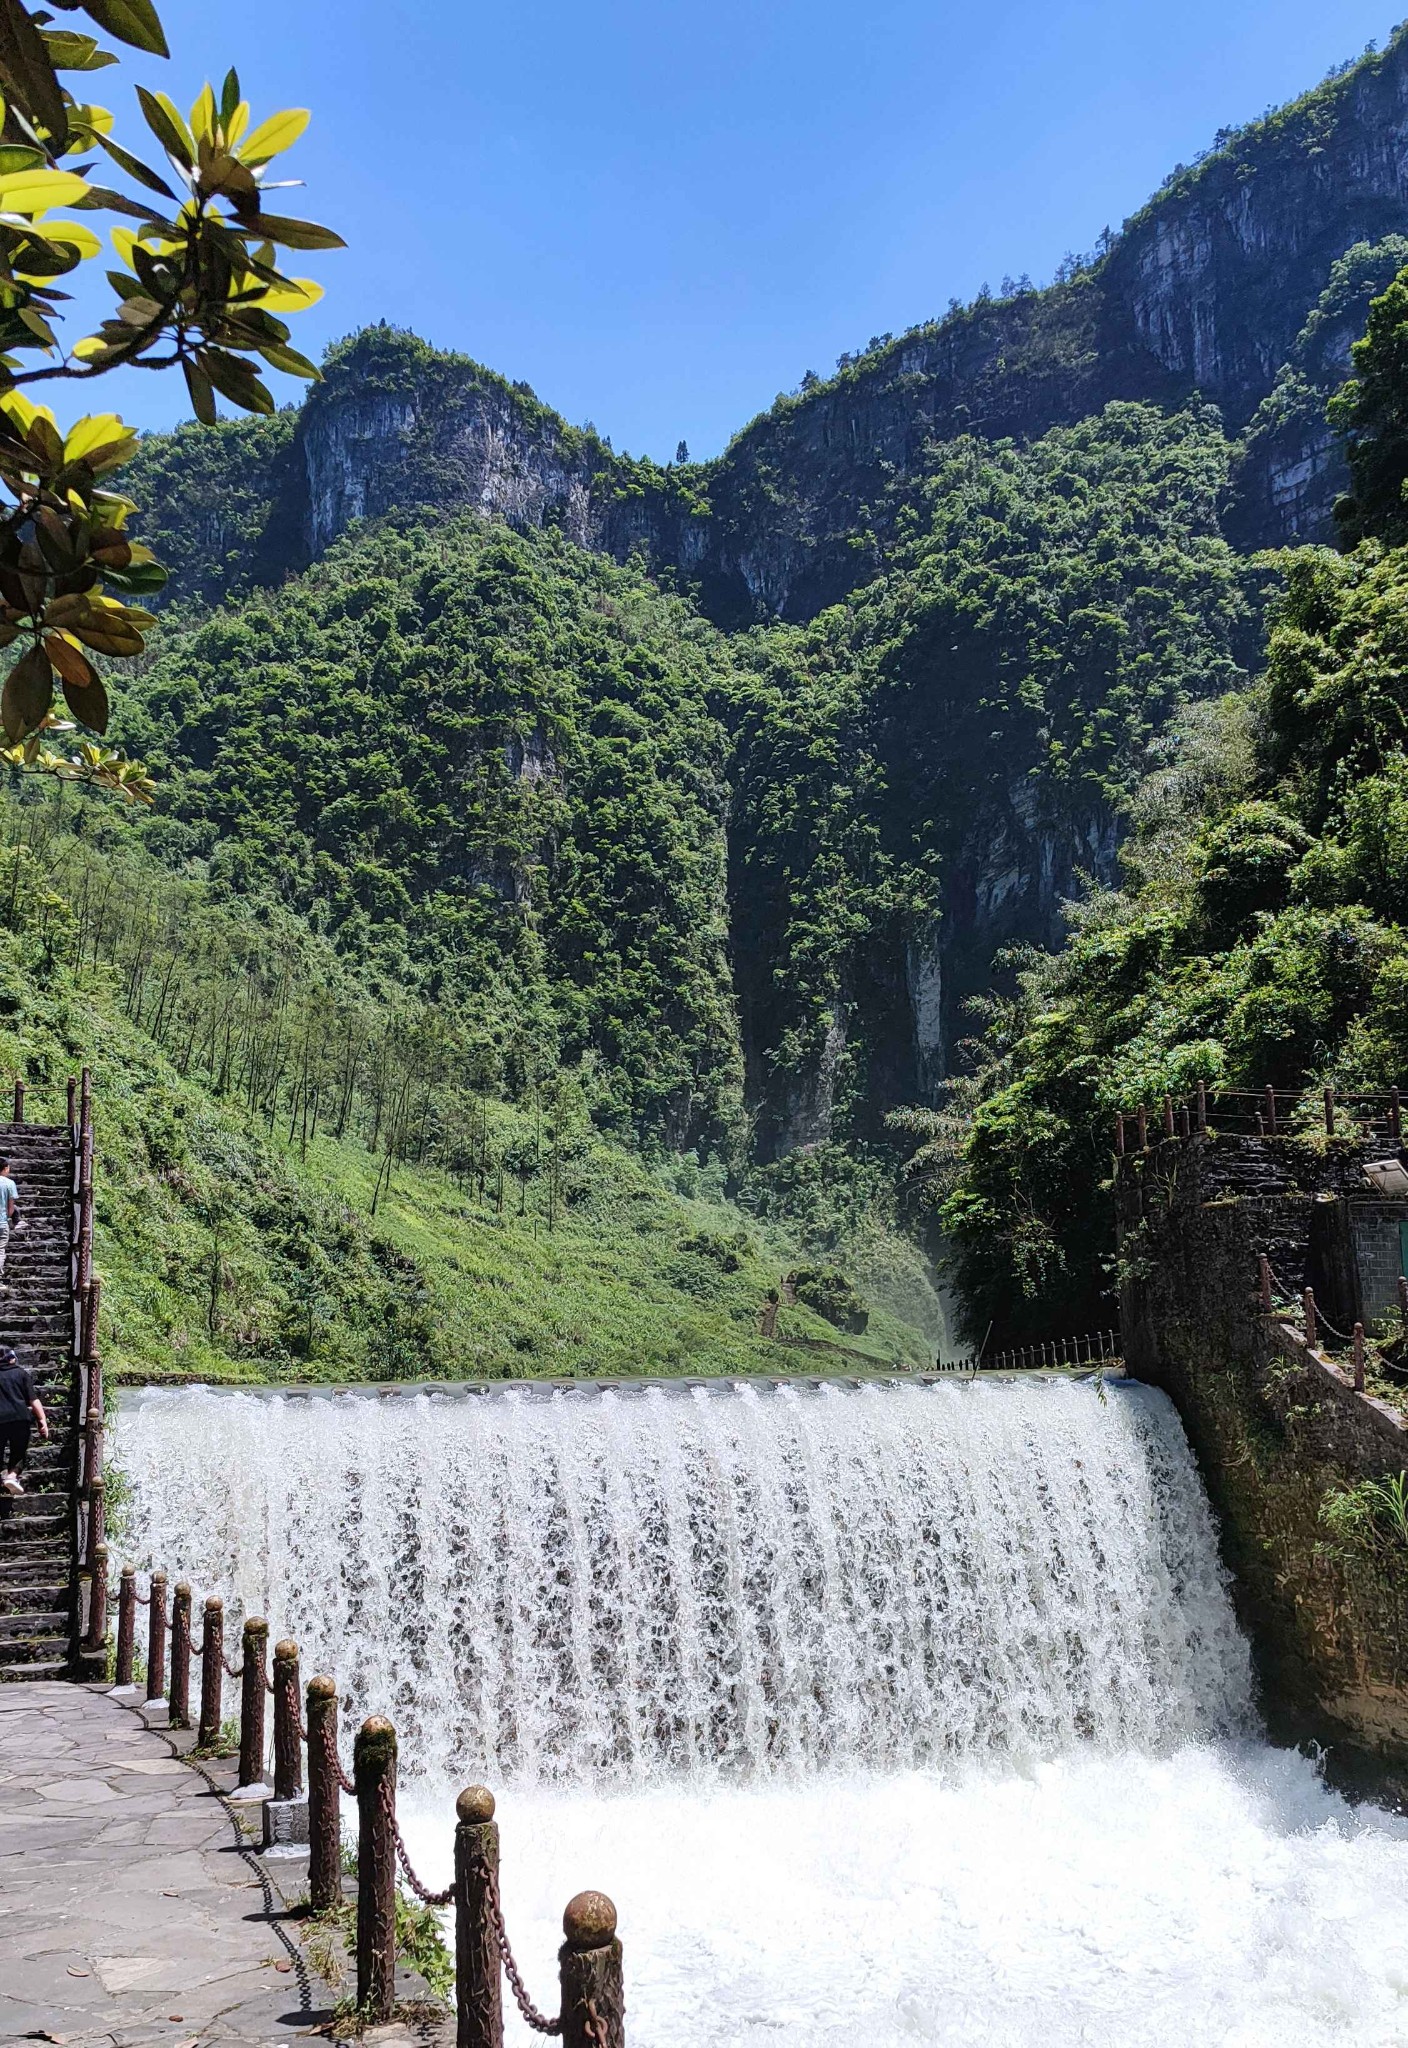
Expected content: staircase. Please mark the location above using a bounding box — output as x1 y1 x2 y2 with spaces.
0 1109 81 1679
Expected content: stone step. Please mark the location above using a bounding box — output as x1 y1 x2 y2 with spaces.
0 1656 70 1681
0 1607 67 1636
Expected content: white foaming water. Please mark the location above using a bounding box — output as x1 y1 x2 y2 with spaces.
114 1378 1408 2043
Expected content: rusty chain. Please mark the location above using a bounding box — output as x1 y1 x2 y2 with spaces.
322 1716 355 1795
473 1851 562 2035
581 2000 610 2048
381 1776 455 1907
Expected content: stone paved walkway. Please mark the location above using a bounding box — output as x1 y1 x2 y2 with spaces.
0 1682 320 2046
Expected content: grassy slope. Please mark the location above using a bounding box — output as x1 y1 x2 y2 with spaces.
0 926 935 1385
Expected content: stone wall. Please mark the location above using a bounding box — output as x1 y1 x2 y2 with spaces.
1118 1133 1408 1800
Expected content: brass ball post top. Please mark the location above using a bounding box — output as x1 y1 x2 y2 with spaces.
456 1784 495 1823
274 1638 298 1663
204 1593 222 1611
245 1616 268 1635
175 1580 191 1598
120 1563 134 1580
563 1890 617 1948
360 1714 395 1737
308 1673 336 1700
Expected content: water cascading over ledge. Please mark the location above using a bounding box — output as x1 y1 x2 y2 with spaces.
113 1378 1253 1787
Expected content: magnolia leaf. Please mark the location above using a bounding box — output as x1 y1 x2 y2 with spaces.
198 346 273 415
136 84 192 168
219 67 240 125
62 667 107 731
40 30 118 71
0 166 90 211
252 273 322 313
63 411 138 471
246 210 343 251
101 557 166 594
0 0 70 145
189 81 216 143
182 353 216 424
78 0 169 59
96 132 177 200
68 615 142 655
238 107 309 165
1 640 52 740
44 630 95 690
256 340 318 379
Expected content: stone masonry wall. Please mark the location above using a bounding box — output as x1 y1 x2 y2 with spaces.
1118 1133 1408 1800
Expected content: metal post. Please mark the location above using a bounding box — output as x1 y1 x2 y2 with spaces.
1137 1105 1148 1150
1264 1083 1277 1136
1162 1094 1174 1139
1114 1113 1125 1156
559 1892 624 2048
238 1618 269 1789
1392 1086 1402 1144
115 1564 136 1686
1197 1078 1207 1133
84 1542 108 1656
1304 1288 1318 1351
1399 1274 1408 1325
1352 1323 1366 1393
66 1075 76 1130
13 1079 23 1122
84 1403 102 1494
1258 1254 1272 1313
455 1785 503 2048
307 1676 341 1915
198 1596 223 1748
169 1582 192 1727
1324 1085 1336 1137
355 1716 398 2021
1178 1101 1190 1139
272 1639 303 1801
145 1569 167 1703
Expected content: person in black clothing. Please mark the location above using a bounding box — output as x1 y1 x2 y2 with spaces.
0 1344 47 1497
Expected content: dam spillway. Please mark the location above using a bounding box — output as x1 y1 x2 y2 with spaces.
115 1376 1252 1780
112 1376 1408 2046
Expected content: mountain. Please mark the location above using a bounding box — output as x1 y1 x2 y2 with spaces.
89 26 1408 1274
130 30 1408 628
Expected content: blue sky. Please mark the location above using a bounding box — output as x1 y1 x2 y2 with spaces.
81 0 1396 458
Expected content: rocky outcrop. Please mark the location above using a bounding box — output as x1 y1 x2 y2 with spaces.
265 35 1408 622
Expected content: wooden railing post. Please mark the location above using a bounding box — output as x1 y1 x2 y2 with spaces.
1304 1288 1318 1351
272 1639 303 1801
66 1075 76 1130
145 1569 167 1703
1352 1323 1366 1393
115 1564 136 1685
454 1785 503 2048
559 1892 624 2048
168 1582 192 1727
1399 1274 1408 1325
1392 1085 1402 1144
1162 1093 1174 1139
1324 1085 1336 1137
306 1675 341 1915
1136 1105 1148 1150
1258 1254 1273 1312
238 1617 269 1788
1264 1083 1277 1135
84 1542 107 1657
198 1596 223 1748
1114 1112 1125 1156
13 1078 24 1122
355 1716 398 2021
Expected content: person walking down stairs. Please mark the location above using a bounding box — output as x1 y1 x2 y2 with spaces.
0 1345 48 1496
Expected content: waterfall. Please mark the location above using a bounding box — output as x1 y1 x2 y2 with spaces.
114 1376 1252 1786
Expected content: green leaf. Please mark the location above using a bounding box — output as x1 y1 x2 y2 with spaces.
182 354 216 425
78 0 169 58
197 345 274 415
101 557 167 594
62 666 107 732
238 107 309 165
245 212 344 252
256 340 318 380
219 68 240 127
1 640 52 741
0 0 69 145
96 133 177 200
0 166 89 210
39 29 118 71
136 84 192 168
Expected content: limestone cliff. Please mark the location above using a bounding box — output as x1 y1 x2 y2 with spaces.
257 32 1408 623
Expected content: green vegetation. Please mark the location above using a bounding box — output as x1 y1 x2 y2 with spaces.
1319 1472 1408 1577
0 789 933 1380
921 262 1408 1342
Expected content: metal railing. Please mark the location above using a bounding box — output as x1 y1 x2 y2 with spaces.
1115 1081 1405 1152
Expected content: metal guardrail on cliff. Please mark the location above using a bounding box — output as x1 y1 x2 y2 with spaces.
1114 1081 1405 1151
936 1329 1122 1373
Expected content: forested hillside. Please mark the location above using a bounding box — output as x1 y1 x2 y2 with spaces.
932 270 1408 1341
16 25 1408 1373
